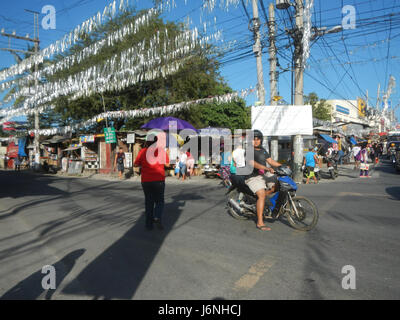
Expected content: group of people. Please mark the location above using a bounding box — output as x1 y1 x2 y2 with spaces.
174 150 195 181
132 130 285 232
352 142 383 177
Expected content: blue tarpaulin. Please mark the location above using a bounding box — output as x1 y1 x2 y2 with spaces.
319 134 338 144
349 137 357 145
18 137 27 157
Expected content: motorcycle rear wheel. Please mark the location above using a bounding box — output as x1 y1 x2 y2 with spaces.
286 196 319 231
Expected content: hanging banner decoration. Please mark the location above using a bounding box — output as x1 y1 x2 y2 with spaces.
251 105 313 136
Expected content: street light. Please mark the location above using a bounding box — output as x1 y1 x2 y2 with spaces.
310 25 343 41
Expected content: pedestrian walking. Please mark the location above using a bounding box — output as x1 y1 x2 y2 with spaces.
134 132 169 230
359 143 369 178
178 149 187 181
14 156 21 171
352 144 361 170
303 147 320 184
186 151 195 178
219 148 231 184
114 147 126 180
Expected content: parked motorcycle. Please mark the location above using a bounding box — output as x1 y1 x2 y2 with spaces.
226 167 319 231
204 163 219 178
325 152 339 180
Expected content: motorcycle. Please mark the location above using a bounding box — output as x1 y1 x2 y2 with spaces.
226 167 319 231
204 163 219 178
325 152 339 180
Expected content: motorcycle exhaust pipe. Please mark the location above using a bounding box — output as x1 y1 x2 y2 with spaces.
228 199 245 214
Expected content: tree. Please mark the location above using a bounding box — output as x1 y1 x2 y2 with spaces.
304 92 331 121
34 8 248 132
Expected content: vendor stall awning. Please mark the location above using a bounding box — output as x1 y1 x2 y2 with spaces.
62 146 81 151
319 134 338 144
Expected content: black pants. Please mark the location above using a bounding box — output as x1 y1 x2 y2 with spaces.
141 181 165 227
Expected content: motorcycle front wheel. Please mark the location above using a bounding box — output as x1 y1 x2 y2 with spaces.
286 196 319 231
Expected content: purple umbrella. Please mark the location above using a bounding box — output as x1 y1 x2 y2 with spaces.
141 116 198 132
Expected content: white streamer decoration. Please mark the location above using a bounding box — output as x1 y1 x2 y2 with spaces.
0 0 133 83
27 88 254 136
0 0 242 124
302 0 314 68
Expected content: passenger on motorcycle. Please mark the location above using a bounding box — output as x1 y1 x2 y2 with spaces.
245 130 282 231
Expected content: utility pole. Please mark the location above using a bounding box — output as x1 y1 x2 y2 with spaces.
268 3 279 161
292 0 305 183
250 0 266 106
1 10 40 169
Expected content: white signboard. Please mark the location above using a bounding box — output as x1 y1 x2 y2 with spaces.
127 133 135 144
251 105 313 136
124 152 132 168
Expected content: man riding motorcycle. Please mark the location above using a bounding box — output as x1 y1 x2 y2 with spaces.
245 130 282 231
389 143 397 165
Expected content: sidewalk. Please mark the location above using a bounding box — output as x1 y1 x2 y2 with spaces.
310 161 379 184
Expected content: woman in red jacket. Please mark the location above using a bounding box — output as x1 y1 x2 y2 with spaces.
134 132 169 230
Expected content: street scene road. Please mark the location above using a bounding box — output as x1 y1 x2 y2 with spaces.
1 160 399 300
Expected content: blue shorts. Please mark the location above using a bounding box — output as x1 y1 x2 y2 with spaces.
179 163 187 175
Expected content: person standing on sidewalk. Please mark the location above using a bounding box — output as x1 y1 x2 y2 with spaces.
134 133 170 230
114 147 126 180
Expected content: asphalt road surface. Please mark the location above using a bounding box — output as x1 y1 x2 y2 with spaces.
0 160 399 300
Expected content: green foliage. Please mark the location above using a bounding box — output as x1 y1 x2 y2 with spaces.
304 92 331 121
5 7 249 133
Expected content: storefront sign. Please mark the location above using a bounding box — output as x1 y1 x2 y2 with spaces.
104 127 117 144
80 135 95 143
336 105 350 115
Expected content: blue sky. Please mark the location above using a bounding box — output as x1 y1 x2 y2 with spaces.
1 0 400 125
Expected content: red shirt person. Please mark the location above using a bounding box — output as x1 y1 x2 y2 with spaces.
134 132 169 230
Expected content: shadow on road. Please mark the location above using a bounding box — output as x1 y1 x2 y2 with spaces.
61 193 204 300
386 187 400 201
0 249 85 300
0 171 67 200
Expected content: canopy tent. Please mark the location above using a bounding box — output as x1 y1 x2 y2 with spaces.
319 134 338 144
141 116 197 132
